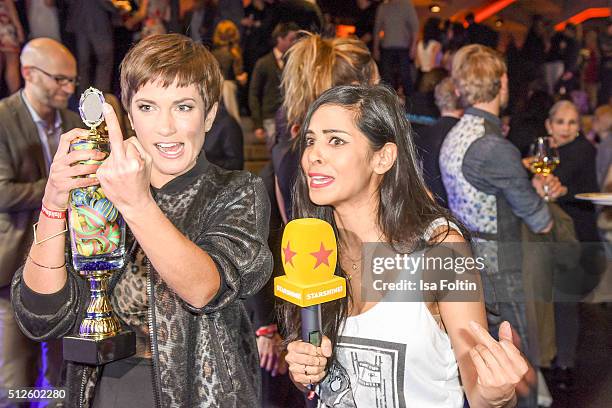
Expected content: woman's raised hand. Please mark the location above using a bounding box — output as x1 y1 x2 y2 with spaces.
96 103 153 219
285 336 332 389
42 129 106 210
469 321 530 406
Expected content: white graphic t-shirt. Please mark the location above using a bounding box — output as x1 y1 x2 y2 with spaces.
318 301 464 407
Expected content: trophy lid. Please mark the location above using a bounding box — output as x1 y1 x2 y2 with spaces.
79 87 106 129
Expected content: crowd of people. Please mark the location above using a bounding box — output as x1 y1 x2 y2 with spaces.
0 1 610 407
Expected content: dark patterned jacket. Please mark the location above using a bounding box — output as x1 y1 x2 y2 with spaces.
11 156 273 407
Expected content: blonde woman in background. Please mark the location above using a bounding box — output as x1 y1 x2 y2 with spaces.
272 32 379 222
212 19 247 123
255 32 379 397
245 33 380 407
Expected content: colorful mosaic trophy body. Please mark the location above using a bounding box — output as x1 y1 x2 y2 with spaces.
63 88 135 365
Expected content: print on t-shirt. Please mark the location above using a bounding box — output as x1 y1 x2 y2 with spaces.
319 336 407 408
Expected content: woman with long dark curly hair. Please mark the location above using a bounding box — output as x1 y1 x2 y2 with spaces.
282 84 530 407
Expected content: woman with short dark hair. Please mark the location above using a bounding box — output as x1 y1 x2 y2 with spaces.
12 33 272 407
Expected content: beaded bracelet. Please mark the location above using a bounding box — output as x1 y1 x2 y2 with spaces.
256 324 278 338
41 203 67 219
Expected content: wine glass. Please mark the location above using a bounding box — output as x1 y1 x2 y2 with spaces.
528 137 560 202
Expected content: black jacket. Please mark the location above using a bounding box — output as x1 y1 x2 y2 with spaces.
248 51 282 129
204 105 244 171
413 116 459 207
554 135 600 242
12 156 273 407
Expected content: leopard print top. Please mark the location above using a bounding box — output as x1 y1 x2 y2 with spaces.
112 249 151 358
11 156 273 407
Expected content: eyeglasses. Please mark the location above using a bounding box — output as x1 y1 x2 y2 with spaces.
27 66 79 87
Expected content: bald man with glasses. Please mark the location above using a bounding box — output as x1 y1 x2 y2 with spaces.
0 38 82 405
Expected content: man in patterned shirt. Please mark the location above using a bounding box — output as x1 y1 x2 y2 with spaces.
439 44 567 407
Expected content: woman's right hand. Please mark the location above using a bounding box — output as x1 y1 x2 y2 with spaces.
532 174 567 199
42 129 106 210
285 336 333 389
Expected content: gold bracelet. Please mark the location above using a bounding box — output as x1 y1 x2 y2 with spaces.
27 254 66 269
32 221 68 245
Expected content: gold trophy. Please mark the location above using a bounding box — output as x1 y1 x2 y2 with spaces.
62 88 135 365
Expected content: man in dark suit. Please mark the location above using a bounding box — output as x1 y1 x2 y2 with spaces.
249 22 298 149
0 38 82 404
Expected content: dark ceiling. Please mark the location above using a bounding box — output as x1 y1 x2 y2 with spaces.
319 0 610 39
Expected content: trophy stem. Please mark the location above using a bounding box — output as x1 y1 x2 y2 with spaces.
63 268 134 365
79 270 121 338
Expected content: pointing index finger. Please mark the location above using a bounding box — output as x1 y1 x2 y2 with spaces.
103 103 125 158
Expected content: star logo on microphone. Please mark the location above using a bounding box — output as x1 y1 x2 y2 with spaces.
310 243 334 269
283 241 297 266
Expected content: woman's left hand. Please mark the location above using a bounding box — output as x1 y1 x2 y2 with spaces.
257 333 288 376
469 320 529 407
97 103 154 220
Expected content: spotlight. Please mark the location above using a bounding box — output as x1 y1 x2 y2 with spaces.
429 4 441 13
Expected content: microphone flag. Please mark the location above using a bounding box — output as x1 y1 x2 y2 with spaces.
274 218 346 307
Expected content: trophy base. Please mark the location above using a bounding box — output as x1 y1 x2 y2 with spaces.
63 330 136 365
